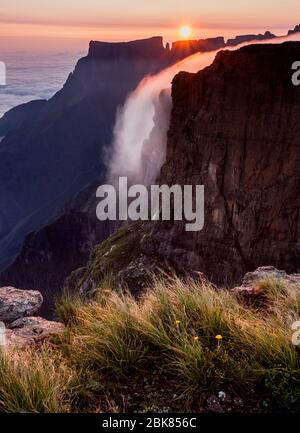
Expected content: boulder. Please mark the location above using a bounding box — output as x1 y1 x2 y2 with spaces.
0 286 43 323
236 266 300 289
231 266 300 301
4 316 65 349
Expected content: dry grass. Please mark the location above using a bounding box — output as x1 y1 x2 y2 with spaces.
0 345 77 413
1 275 299 413
57 276 300 410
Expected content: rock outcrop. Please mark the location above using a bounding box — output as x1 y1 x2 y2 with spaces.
238 266 300 289
0 287 42 323
227 31 275 46
198 37 226 52
5 317 65 349
231 266 300 301
64 222 154 296
88 37 167 60
0 286 64 349
170 37 226 60
288 24 300 35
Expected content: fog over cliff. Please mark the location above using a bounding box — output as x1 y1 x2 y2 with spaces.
110 33 300 186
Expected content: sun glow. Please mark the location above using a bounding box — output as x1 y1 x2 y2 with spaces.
179 25 191 39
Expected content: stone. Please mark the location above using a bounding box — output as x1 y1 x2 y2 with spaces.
232 266 300 298
0 287 43 323
206 395 225 413
241 266 288 287
4 316 65 349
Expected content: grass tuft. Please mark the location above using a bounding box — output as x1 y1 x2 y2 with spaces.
0 345 76 413
1 274 299 412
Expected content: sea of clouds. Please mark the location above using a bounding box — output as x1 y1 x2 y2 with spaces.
0 51 83 118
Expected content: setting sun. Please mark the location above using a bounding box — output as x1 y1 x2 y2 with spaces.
180 25 191 38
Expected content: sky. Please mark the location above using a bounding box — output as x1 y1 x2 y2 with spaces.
0 0 300 51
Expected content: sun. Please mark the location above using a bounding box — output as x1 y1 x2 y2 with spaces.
180 25 191 39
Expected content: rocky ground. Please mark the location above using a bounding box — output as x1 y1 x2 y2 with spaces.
2 265 299 351
0 264 299 413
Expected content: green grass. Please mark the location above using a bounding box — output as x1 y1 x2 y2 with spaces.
64 222 148 294
1 275 299 413
58 276 300 411
0 346 76 413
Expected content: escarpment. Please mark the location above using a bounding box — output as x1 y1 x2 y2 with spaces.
147 42 300 284
66 42 300 293
0 37 179 272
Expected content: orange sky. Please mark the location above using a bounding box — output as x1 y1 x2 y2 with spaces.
0 1 299 51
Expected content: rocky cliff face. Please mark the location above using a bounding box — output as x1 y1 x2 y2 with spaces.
67 42 300 293
146 42 300 284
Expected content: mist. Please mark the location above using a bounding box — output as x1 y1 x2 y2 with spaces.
109 33 300 186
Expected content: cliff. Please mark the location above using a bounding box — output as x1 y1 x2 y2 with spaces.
288 24 300 35
0 37 180 272
170 37 225 59
148 41 300 284
67 42 300 292
227 31 275 46
89 36 226 62
88 37 166 59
